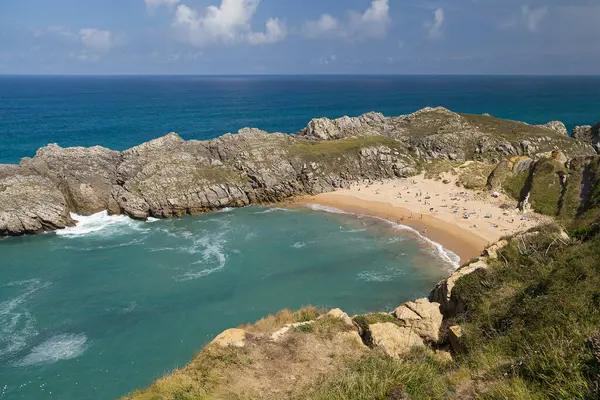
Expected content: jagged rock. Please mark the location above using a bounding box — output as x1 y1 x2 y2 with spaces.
448 325 464 353
0 107 597 236
0 165 74 235
369 322 425 358
21 143 121 215
297 112 385 140
211 328 246 348
392 298 443 342
323 308 354 327
270 321 312 342
429 259 490 317
481 239 508 259
536 121 568 136
572 123 600 153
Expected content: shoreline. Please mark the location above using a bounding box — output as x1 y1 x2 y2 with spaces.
291 195 485 264
288 175 547 264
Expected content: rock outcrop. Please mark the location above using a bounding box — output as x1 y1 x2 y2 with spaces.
393 298 443 342
536 121 568 136
1 107 595 236
369 322 425 358
572 123 600 153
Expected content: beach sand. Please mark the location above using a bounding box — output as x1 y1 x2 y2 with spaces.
293 174 548 264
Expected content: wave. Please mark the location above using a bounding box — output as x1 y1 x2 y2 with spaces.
385 221 461 269
357 267 407 282
305 203 348 214
0 279 50 359
174 230 229 281
292 242 306 249
305 203 461 269
56 211 146 238
17 333 88 367
253 207 294 214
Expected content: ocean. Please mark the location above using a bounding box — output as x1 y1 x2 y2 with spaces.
0 206 454 399
1 75 599 399
1 75 600 164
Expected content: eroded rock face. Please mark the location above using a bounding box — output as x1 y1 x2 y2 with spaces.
211 328 246 348
297 112 386 140
536 121 568 136
393 298 443 342
369 322 425 358
572 123 600 153
21 144 121 215
0 107 597 236
0 165 74 235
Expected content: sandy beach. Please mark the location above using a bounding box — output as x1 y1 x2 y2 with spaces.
294 173 548 264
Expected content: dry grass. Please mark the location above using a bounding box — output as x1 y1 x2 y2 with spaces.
242 306 323 333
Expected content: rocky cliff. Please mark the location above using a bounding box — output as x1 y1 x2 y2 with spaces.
1 107 595 236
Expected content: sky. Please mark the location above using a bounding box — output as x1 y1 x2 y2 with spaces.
1 0 599 75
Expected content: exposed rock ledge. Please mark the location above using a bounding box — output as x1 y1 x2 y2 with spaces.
1 107 595 236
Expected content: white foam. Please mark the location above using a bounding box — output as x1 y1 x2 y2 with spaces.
305 203 348 214
57 212 144 238
17 333 88 367
357 267 407 282
253 207 293 214
0 280 50 359
292 242 306 249
175 231 229 281
305 203 461 269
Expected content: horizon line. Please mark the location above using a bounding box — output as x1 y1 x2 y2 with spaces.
1 73 600 78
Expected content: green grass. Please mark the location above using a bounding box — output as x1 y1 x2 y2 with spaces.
450 226 600 399
528 159 567 216
293 349 450 400
288 137 400 160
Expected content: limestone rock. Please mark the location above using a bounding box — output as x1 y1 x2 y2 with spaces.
1 107 597 236
323 308 354 327
448 325 464 353
369 322 425 358
481 240 508 259
429 259 490 317
297 112 385 140
572 123 600 153
393 298 443 342
21 143 121 215
0 165 74 235
536 121 567 136
211 328 246 348
270 322 312 342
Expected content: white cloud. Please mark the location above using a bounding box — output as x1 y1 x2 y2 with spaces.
501 5 548 33
35 26 116 57
247 18 287 44
521 5 548 32
172 0 285 46
302 14 339 39
303 0 390 40
145 0 180 10
424 8 445 39
79 29 114 53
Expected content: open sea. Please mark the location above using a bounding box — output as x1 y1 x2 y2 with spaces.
1 75 599 399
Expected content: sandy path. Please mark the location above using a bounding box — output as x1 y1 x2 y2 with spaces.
293 174 547 264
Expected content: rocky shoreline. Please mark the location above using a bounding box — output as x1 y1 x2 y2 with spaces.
0 106 596 237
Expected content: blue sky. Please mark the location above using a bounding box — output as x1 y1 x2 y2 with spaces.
1 0 599 74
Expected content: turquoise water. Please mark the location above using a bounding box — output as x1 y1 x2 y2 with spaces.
2 75 600 163
0 206 454 400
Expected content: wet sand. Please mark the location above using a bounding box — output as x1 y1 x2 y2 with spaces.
293 174 548 264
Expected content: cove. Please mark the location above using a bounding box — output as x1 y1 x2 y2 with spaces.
0 206 454 400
